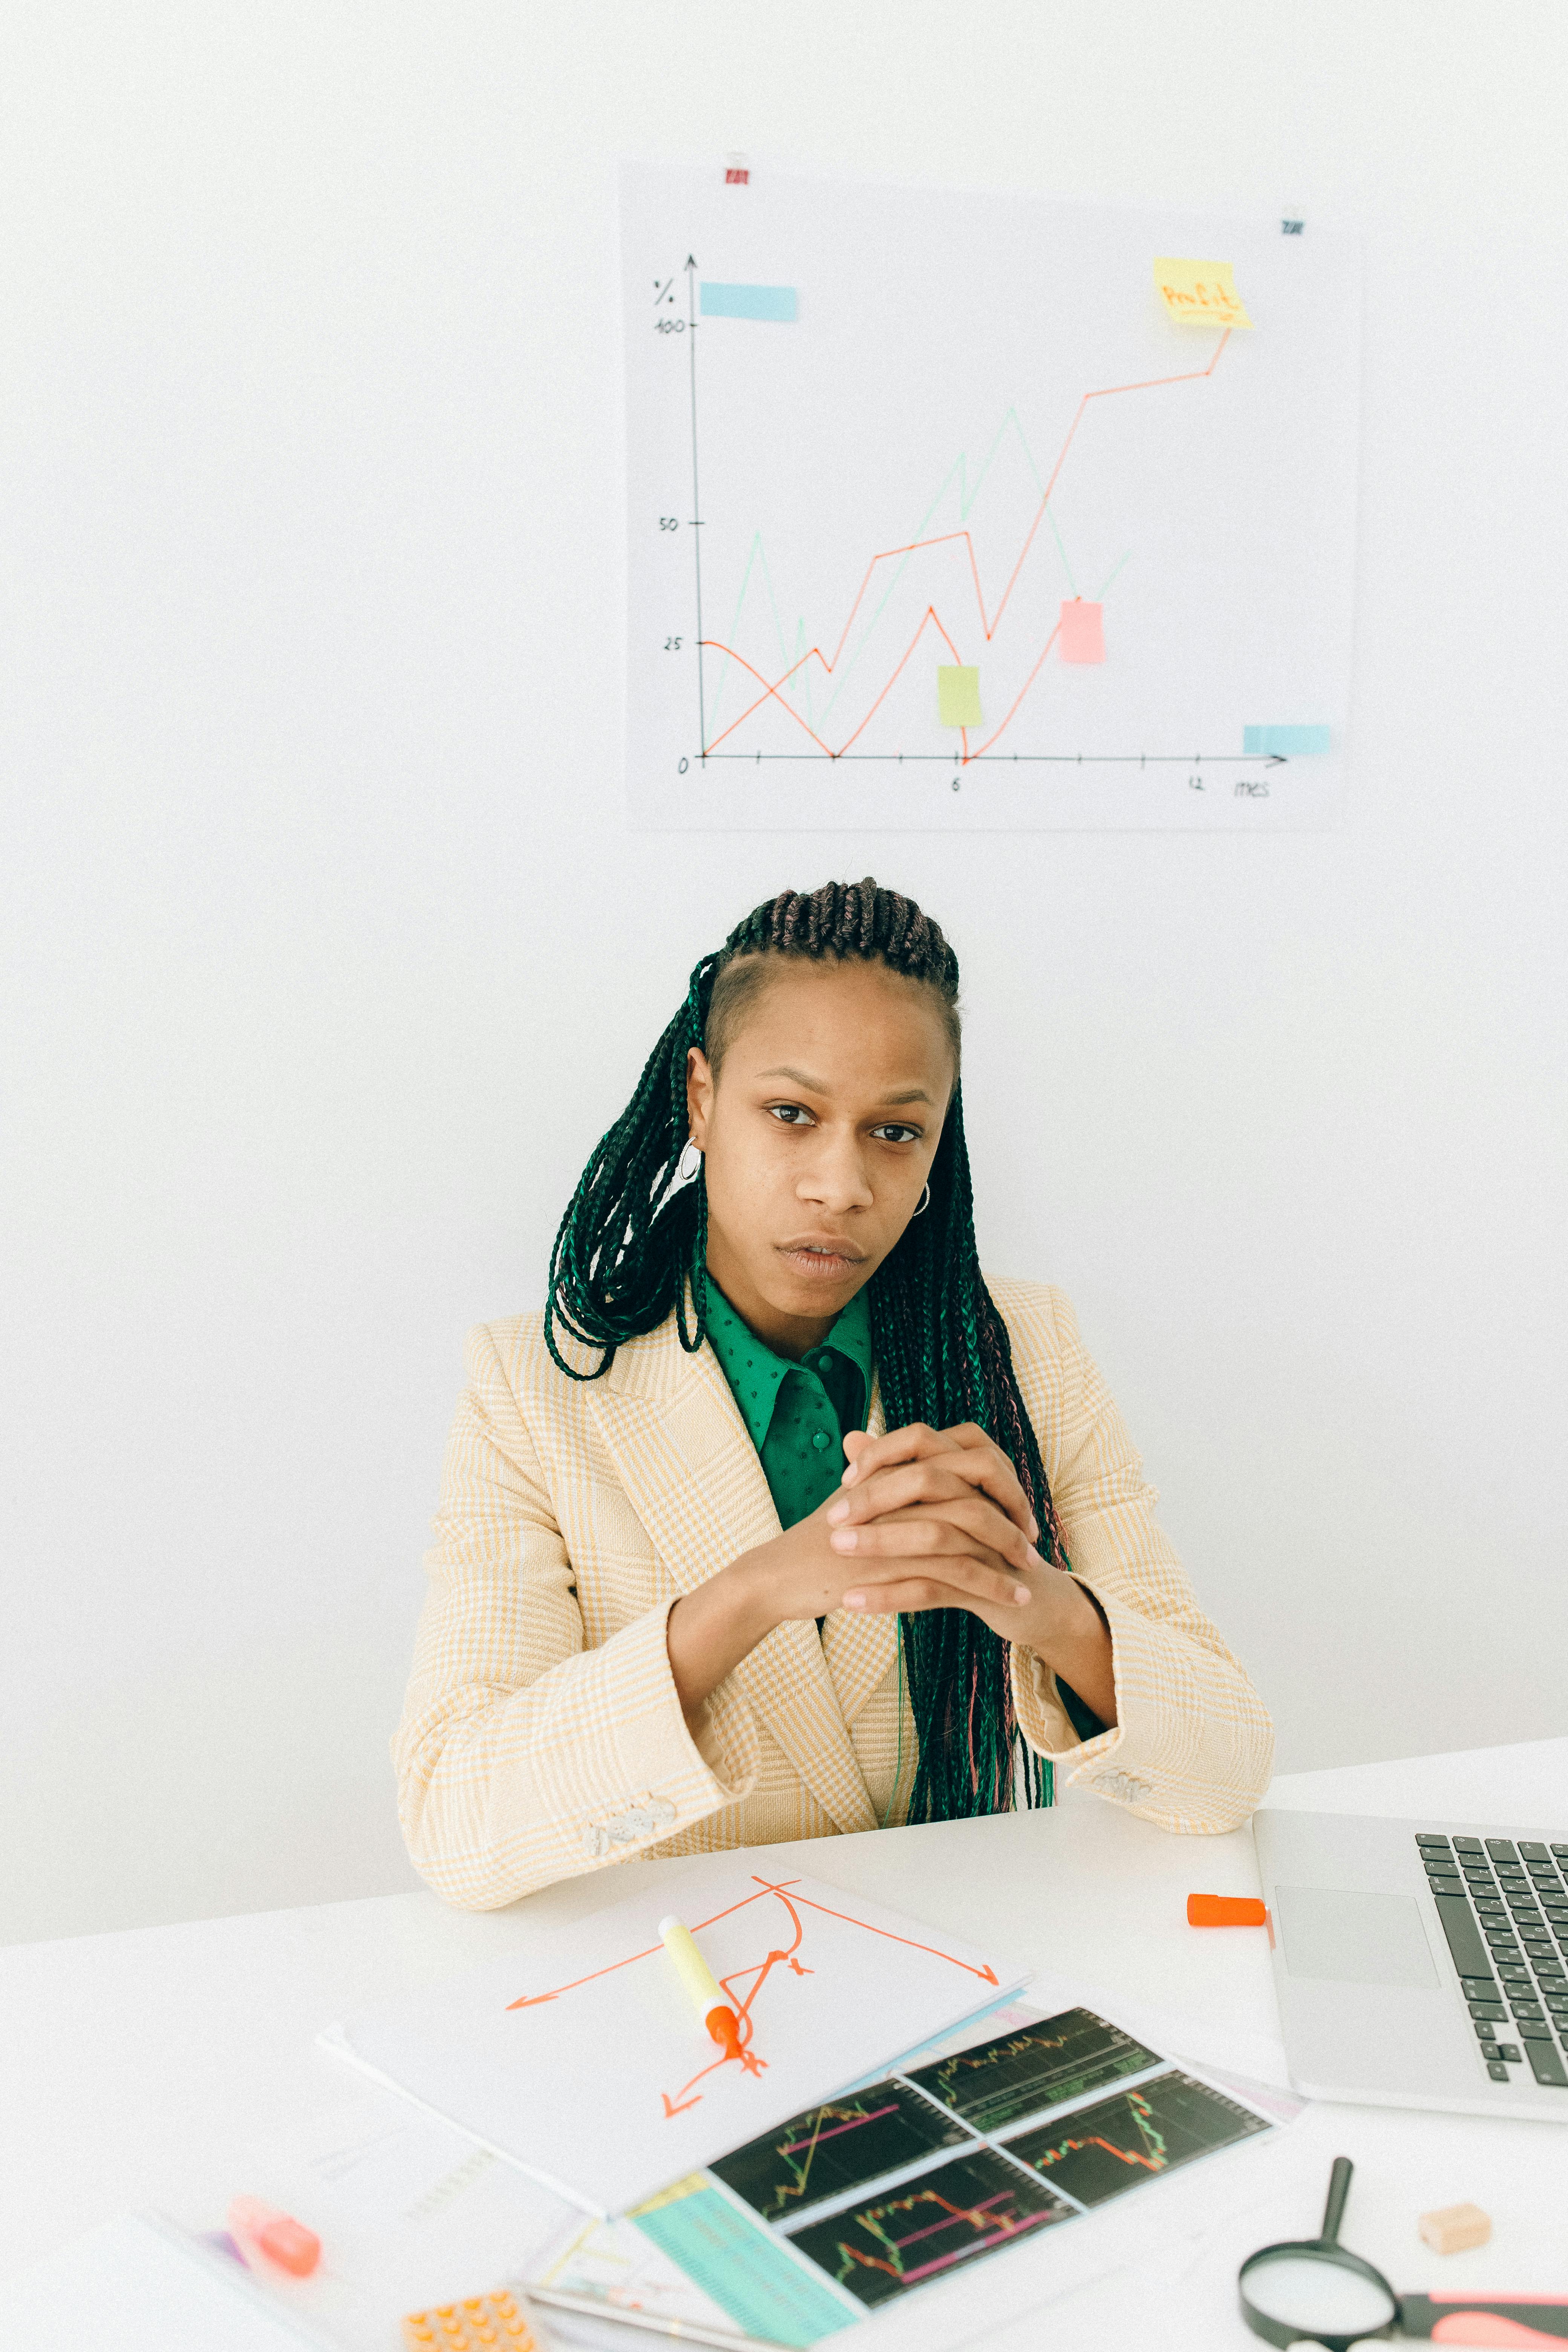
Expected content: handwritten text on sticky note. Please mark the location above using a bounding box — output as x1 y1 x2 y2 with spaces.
1153 258 1254 328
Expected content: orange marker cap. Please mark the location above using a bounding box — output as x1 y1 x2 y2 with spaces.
705 2003 744 2060
1187 1893 1267 1927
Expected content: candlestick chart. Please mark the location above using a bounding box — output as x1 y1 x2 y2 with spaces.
712 2080 972 2224
1005 2069 1272 2208
788 2146 1073 2311
906 2006 1160 2135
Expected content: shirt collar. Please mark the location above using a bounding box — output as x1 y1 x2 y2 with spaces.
703 1275 874 1453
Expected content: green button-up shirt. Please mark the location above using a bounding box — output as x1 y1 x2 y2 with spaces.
704 1277 873 1530
703 1271 1105 1739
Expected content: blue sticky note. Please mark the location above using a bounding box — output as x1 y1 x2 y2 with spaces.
1243 724 1331 756
701 282 798 323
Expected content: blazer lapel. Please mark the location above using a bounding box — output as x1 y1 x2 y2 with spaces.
587 1314 880 1837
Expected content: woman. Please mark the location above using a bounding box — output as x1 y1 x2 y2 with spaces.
395 879 1272 1909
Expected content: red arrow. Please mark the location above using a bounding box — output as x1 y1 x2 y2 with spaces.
504 1874 998 2009
505 1938 663 2010
503 1881 801 2011
767 1884 1001 1983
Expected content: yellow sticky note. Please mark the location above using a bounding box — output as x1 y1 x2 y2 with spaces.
937 665 981 727
1153 257 1254 327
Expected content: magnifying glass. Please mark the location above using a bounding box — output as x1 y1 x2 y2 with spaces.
1239 2157 1568 2349
1240 2156 1397 2349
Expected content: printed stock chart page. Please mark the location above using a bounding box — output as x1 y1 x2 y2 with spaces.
620 162 1361 832
537 1997 1297 2351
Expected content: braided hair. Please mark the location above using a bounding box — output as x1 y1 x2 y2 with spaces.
545 878 1063 1823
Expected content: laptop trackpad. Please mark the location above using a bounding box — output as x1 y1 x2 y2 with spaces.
1275 1885 1440 1989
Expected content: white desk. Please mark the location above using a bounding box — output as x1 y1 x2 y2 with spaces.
4 1737 1566 2349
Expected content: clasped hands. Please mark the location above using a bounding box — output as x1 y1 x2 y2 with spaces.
781 1420 1089 1655
668 1419 1116 1729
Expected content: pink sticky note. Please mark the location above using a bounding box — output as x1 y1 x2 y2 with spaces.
1058 600 1105 664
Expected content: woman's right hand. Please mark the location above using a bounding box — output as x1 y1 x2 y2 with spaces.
666 1436 1040 1728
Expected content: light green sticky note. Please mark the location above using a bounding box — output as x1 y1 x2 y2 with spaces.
937 665 981 727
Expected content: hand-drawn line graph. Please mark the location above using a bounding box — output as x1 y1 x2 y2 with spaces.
712 2080 973 2224
504 1876 1000 2122
704 405 1113 746
624 166 1360 831
1005 2070 1271 2208
789 2145 1072 2309
688 288 1233 771
906 2006 1160 2136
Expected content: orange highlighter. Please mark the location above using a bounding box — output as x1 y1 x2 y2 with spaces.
660 1914 744 2060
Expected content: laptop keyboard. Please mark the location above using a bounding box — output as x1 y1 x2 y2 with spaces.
1416 1832 1568 2089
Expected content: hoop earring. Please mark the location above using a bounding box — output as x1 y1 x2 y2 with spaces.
677 1138 703 1184
912 1181 931 1217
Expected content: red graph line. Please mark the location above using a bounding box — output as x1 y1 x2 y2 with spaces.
837 2188 1045 2287
781 1886 1000 1985
506 1873 996 2120
505 1877 801 2009
699 329 1231 764
662 1885 813 2111
1037 2132 1163 2177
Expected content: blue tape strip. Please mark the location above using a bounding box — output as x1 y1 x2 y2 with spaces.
700 282 798 322
1242 724 1331 756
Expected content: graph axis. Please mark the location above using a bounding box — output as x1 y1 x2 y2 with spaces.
680 287 1257 775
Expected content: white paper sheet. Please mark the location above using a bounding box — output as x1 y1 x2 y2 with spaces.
529 1969 1302 2352
325 1860 1026 2217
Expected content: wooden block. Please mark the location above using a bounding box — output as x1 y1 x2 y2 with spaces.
1417 2202 1491 2255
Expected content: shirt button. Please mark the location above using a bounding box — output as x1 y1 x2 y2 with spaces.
812 1430 830 1451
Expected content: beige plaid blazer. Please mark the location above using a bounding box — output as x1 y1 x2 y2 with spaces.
394 1280 1273 1910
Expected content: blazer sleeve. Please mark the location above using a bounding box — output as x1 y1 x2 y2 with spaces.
392 1323 758 1909
1002 1283 1274 1833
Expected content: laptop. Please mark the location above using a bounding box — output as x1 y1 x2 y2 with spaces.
1253 1807 1568 2118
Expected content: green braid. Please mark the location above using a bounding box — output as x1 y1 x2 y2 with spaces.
544 878 1064 1824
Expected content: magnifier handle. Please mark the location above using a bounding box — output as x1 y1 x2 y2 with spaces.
1320 2155 1354 2246
1401 2294 1568 2343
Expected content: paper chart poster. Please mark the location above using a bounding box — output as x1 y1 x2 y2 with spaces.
621 165 1361 831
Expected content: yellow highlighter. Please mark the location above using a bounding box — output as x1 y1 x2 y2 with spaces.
660 1914 744 2061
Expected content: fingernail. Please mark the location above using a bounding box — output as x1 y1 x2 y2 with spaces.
1027 1547 1044 1568
844 1591 866 1608
830 1530 858 1551
826 1500 849 1523
1013 1585 1031 1605
841 1464 858 1484
1029 1516 1040 1541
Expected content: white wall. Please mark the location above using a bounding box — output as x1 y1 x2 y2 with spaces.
4 1 1566 1944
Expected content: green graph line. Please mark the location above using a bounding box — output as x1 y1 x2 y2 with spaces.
767 2099 891 2217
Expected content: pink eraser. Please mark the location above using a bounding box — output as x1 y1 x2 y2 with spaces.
227 2196 321 2277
